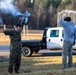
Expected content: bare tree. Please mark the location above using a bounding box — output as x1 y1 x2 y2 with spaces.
34 0 44 29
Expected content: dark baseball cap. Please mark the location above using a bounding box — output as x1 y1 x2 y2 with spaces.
64 17 71 22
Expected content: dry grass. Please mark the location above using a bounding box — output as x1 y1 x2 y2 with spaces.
0 33 42 44
0 55 76 75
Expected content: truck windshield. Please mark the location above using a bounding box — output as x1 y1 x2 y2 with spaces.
50 30 59 37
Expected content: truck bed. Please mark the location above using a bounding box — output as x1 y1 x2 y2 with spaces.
22 40 42 47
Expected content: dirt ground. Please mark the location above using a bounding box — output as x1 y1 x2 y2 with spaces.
0 51 76 64
0 52 9 62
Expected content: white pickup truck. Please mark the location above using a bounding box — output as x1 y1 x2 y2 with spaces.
22 27 76 57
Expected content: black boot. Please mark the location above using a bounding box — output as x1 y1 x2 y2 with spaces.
8 69 13 74
15 70 19 74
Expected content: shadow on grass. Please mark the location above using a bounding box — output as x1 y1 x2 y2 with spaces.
31 51 76 57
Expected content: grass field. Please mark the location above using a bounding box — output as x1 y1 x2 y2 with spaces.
0 33 76 75
0 55 76 75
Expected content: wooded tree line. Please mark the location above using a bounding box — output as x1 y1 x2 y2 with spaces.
1 0 76 30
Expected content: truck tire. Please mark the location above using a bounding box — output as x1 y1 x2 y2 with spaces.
22 46 33 57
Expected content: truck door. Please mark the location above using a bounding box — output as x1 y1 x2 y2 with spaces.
46 28 63 49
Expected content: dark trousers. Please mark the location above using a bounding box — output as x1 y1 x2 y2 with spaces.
8 50 21 72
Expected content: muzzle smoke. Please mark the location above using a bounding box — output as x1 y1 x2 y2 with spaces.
0 0 22 16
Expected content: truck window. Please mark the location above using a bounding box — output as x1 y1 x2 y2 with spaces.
50 30 59 37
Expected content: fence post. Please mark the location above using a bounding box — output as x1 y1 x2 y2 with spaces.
26 25 28 39
23 25 28 39
4 24 6 44
23 25 26 39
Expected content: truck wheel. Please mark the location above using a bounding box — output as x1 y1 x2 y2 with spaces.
22 46 33 57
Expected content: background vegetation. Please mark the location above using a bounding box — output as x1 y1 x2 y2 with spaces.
1 0 76 30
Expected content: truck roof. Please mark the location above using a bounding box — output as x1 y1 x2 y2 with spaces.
48 27 63 30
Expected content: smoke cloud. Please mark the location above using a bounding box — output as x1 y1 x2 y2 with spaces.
0 0 22 16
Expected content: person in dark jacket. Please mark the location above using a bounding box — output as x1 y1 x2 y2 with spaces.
3 24 22 74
